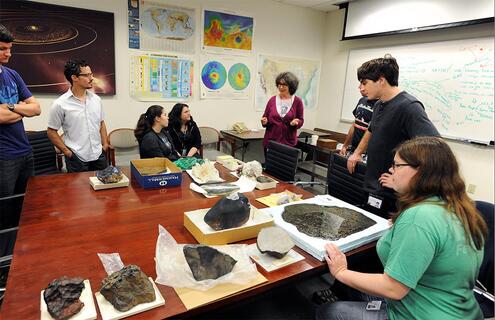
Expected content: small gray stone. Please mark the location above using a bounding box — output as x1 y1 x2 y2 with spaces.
183 245 237 281
96 166 123 184
100 265 155 312
204 193 251 230
43 276 85 320
257 226 295 259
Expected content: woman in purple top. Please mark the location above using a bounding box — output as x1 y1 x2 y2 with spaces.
260 72 304 154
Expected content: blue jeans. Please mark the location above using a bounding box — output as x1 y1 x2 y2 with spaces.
316 290 387 320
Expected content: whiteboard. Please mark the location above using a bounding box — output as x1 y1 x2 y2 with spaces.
341 37 494 145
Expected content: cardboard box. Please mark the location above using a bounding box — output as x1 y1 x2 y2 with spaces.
317 138 338 150
130 158 182 189
184 207 274 245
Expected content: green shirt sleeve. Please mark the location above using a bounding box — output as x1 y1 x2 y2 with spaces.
384 208 439 289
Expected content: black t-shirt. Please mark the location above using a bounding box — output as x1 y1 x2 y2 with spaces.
365 91 440 197
351 97 377 149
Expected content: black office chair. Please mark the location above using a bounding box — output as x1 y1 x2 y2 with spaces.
326 153 367 207
264 141 300 182
475 201 494 318
26 131 62 175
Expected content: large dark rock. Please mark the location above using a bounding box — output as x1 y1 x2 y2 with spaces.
43 276 85 320
282 204 376 240
100 265 155 312
204 193 251 230
183 245 237 281
257 226 294 259
96 166 123 184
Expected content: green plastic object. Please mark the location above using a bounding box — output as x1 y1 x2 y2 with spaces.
173 157 205 171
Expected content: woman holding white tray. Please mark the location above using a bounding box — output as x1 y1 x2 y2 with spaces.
317 137 487 320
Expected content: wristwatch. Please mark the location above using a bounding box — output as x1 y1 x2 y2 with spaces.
7 103 15 111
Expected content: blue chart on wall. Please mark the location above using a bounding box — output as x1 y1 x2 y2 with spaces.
201 61 227 89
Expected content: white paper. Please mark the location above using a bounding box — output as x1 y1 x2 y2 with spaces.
247 244 304 272
189 176 256 198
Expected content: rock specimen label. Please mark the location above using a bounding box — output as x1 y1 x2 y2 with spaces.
183 245 237 281
43 277 85 320
282 204 376 240
100 265 155 312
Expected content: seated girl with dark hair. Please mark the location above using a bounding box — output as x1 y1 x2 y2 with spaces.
167 103 202 158
134 105 180 161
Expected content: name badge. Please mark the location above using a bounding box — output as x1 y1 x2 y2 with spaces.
366 301 382 311
367 194 383 209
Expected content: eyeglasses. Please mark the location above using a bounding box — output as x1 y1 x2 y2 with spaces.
277 83 288 87
78 73 93 78
392 162 416 170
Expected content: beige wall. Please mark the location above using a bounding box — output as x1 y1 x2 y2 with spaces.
22 0 325 133
317 9 494 202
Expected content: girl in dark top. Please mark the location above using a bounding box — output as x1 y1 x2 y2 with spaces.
167 103 202 158
134 105 180 161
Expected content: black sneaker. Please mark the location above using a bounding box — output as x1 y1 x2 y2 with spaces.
313 287 340 305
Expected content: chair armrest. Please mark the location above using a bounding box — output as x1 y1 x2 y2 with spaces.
199 145 204 158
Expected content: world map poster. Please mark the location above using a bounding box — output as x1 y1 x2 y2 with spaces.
130 1 196 53
200 54 254 99
202 9 254 54
256 55 321 111
130 54 193 101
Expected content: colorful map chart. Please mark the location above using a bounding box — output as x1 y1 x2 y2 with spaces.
255 55 320 110
200 54 254 99
228 63 251 90
130 54 193 101
202 9 254 53
201 61 227 89
138 1 196 53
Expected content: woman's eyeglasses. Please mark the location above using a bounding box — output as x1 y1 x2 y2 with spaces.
392 162 416 170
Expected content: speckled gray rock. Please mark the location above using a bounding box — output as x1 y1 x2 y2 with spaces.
282 204 376 240
183 245 237 281
204 193 251 230
257 226 295 259
43 277 85 320
100 265 155 312
96 166 123 184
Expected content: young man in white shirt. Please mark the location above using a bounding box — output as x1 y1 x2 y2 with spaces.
47 59 109 172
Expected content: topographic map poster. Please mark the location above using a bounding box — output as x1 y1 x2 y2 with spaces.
133 1 196 53
130 54 193 101
256 55 320 111
202 9 254 54
200 54 254 99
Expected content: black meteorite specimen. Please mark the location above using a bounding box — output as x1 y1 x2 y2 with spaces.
183 245 237 281
257 226 295 259
204 193 251 230
100 265 155 312
43 276 85 320
96 165 123 184
282 204 376 240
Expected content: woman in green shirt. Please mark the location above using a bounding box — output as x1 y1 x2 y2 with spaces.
317 137 487 320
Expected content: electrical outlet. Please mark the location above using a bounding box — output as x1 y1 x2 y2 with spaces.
467 184 476 194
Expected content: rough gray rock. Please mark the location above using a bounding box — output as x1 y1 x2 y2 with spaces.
96 165 123 184
257 226 295 259
43 276 85 320
100 265 155 312
282 204 376 240
204 193 251 230
183 245 237 281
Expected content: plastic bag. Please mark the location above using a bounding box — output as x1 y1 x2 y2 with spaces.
154 225 259 291
97 253 125 275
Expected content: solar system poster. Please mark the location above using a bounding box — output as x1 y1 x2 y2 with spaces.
200 54 254 99
0 0 115 95
202 9 254 54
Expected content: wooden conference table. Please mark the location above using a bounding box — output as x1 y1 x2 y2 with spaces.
1 165 374 319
